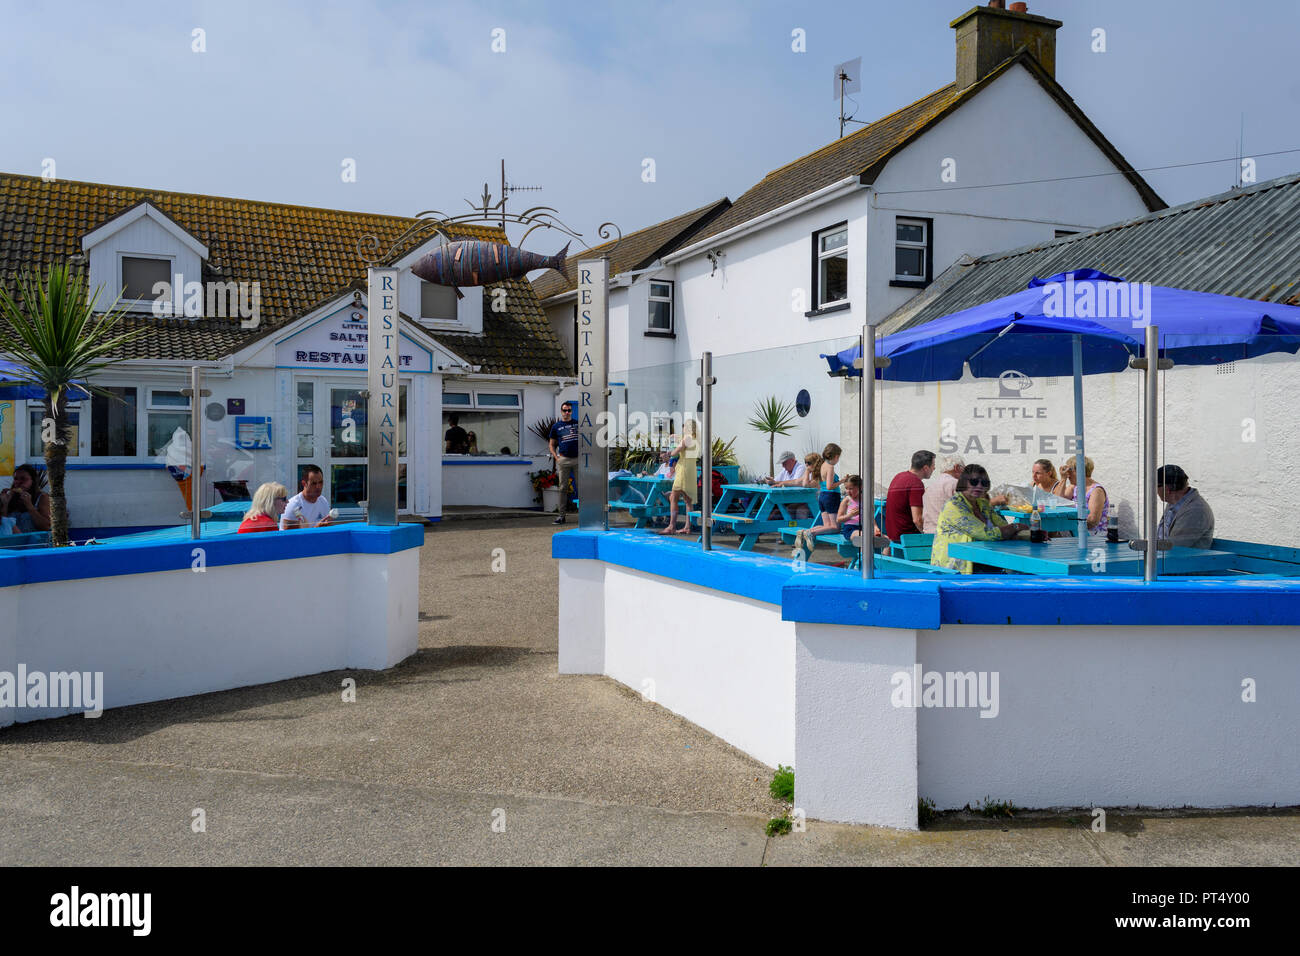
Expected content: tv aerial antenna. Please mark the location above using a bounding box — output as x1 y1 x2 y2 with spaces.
834 57 865 139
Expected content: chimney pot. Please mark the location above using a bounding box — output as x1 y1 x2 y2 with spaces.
952 4 1062 90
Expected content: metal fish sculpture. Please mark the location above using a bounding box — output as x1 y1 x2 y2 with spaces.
410 239 569 297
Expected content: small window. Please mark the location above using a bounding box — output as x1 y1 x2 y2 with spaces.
795 389 811 417
895 219 928 281
476 393 520 407
421 281 458 321
648 280 674 332
814 225 848 308
147 388 190 410
121 256 171 301
442 392 471 406
28 404 81 458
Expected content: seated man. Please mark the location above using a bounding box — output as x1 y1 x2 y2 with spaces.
281 464 333 530
761 451 805 487
652 452 674 479
1156 464 1214 548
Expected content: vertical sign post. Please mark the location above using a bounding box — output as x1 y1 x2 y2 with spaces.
367 267 400 526
576 258 608 530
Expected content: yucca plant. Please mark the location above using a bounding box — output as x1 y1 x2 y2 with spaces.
0 263 145 546
710 435 738 467
528 416 558 474
747 397 797 477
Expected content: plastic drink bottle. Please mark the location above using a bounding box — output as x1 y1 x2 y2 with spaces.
1029 505 1045 543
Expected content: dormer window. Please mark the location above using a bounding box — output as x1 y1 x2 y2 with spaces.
121 256 171 301
420 281 458 322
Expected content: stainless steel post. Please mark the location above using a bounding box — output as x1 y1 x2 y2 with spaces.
575 258 609 530
700 352 714 551
860 324 875 579
1143 324 1160 582
1072 334 1087 543
189 365 202 540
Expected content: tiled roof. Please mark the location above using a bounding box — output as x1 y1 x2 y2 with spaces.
530 198 730 301
0 174 570 376
687 51 1163 247
878 172 1300 336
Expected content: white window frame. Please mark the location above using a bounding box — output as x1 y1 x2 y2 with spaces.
894 218 928 282
815 225 849 309
118 252 175 311
647 279 674 333
146 387 191 411
26 399 86 462
441 389 523 456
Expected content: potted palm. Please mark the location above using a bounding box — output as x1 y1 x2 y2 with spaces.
0 263 144 546
747 397 798 478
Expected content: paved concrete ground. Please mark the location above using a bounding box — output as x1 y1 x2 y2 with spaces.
1 516 1296 865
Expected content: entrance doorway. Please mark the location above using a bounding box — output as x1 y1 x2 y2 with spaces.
294 378 408 514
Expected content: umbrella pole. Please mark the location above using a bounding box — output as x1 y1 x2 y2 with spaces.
860 323 874 580
1143 325 1160 582
1073 335 1087 544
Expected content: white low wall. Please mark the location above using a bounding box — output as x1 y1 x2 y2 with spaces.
442 459 543 509
0 547 418 727
916 623 1300 810
559 561 795 768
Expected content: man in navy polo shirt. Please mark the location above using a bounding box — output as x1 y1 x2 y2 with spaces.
548 401 580 525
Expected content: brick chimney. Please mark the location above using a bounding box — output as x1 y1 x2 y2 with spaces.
951 3 1062 90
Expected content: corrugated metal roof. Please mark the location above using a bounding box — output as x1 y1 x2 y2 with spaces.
880 172 1300 335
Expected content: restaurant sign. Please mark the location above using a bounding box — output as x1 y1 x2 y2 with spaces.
367 268 400 525
275 304 432 372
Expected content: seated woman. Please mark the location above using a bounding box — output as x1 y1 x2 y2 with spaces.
931 464 1025 573
238 482 290 533
1059 456 1109 539
1031 458 1058 498
1 464 52 533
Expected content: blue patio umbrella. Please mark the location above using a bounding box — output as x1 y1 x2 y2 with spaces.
825 269 1300 556
0 359 91 400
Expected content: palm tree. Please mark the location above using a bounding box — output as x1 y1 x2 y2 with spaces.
747 396 798 477
0 263 145 546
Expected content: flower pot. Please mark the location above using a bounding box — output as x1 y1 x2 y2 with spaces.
542 487 562 513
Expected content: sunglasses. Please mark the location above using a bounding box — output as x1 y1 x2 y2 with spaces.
966 477 990 487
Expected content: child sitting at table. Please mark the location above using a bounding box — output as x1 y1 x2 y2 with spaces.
791 444 844 557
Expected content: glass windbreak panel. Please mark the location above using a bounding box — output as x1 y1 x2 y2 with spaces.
617 358 695 485
296 381 314 457
28 406 80 457
331 463 367 508
399 385 408 457
330 387 366 459
91 387 137 456
895 247 925 278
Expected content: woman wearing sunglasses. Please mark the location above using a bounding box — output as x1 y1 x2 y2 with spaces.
931 463 1025 573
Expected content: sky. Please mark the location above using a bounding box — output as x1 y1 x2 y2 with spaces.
4 0 1299 255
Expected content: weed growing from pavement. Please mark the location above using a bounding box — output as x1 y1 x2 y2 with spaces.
770 765 794 802
978 796 1017 819
918 796 938 828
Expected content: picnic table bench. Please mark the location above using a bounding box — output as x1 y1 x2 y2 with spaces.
607 475 675 529
693 484 819 551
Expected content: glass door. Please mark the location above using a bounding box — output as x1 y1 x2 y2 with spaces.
309 380 407 513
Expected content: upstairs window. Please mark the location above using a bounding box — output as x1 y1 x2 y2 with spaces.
121 256 171 301
893 217 933 287
648 280 674 333
813 224 848 309
420 281 458 322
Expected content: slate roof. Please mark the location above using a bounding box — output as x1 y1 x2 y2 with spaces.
0 173 571 376
878 171 1300 336
687 50 1163 247
530 198 731 301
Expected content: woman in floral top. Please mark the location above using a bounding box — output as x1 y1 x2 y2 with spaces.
931 464 1026 573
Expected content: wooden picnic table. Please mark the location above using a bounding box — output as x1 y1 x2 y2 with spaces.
945 538 1241 576
608 475 675 529
696 483 820 551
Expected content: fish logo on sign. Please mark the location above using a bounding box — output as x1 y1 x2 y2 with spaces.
997 370 1034 399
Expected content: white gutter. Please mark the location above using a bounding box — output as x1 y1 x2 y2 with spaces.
538 269 642 308
663 175 863 264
